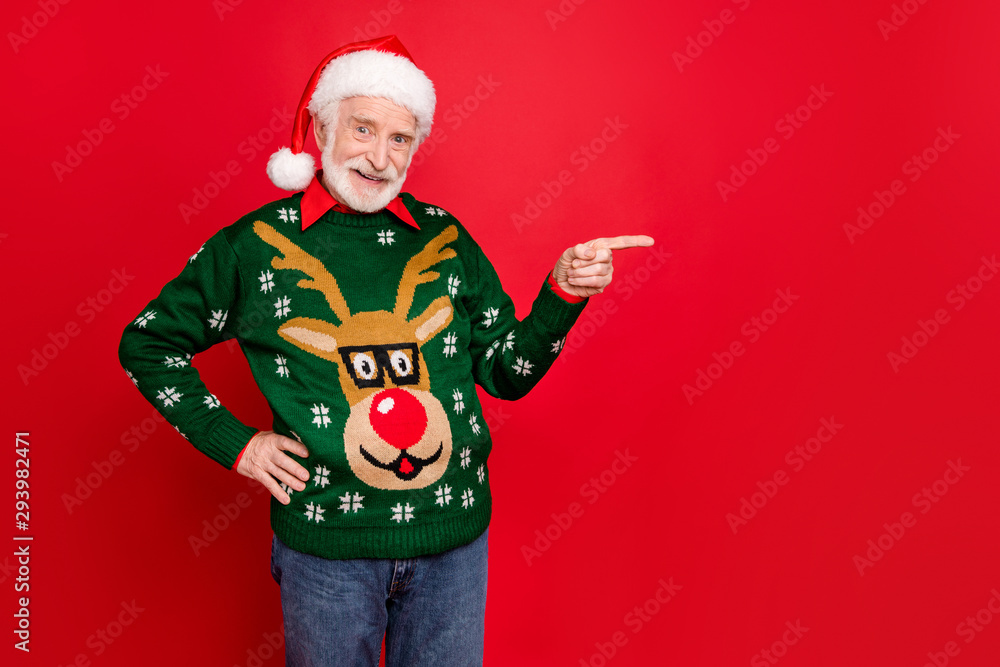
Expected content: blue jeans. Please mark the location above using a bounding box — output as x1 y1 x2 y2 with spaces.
270 528 488 666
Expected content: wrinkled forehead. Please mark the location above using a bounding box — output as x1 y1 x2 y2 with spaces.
338 96 417 134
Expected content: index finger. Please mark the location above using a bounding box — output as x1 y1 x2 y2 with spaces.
589 235 655 251
275 433 310 459
274 450 312 482
271 437 311 479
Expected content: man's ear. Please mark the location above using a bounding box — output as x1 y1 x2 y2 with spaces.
313 117 327 151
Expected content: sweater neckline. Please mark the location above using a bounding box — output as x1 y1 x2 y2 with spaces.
319 209 395 228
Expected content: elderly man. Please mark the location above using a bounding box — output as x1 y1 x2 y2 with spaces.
118 35 652 666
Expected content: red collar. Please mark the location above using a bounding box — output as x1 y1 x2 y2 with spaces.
299 172 419 231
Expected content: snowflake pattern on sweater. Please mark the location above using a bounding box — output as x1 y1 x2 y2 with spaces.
118 191 587 559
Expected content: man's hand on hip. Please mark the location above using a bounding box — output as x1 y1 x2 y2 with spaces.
236 430 311 505
552 235 655 298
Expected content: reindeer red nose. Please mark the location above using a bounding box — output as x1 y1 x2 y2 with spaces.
369 388 428 450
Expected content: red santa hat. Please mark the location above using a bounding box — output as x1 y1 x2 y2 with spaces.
266 35 436 191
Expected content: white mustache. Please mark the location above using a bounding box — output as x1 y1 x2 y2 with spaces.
344 156 398 183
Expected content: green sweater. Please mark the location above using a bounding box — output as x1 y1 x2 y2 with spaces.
118 192 587 559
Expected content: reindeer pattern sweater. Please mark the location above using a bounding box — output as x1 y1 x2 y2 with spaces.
118 191 587 559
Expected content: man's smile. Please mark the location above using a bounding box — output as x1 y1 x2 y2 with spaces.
354 169 386 186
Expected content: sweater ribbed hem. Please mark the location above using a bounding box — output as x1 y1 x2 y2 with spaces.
270 495 492 559
201 413 259 470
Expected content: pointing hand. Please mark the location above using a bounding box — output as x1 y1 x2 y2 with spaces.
552 235 655 298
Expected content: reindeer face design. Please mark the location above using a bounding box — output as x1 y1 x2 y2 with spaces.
254 221 457 490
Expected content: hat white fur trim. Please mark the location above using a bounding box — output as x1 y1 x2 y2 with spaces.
307 49 436 144
266 147 316 191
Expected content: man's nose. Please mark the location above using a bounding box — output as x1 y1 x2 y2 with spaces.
366 139 390 171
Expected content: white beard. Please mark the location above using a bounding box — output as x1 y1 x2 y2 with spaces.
321 152 409 213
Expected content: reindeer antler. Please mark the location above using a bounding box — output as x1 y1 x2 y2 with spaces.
395 225 458 318
253 221 353 324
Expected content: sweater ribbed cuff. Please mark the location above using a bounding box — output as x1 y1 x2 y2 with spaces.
200 413 260 470
533 275 588 332
230 432 259 471
546 272 587 303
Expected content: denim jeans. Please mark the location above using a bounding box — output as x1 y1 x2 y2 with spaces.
270 528 488 666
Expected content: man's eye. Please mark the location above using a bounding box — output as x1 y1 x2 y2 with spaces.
356 126 369 134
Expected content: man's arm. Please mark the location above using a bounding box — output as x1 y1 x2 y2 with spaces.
465 233 654 400
117 229 263 469
465 240 589 400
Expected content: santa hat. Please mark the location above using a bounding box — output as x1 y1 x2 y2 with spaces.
266 35 436 191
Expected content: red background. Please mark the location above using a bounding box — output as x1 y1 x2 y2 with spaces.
6 0 1000 665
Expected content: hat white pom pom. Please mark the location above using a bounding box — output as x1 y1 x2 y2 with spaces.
266 147 315 191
